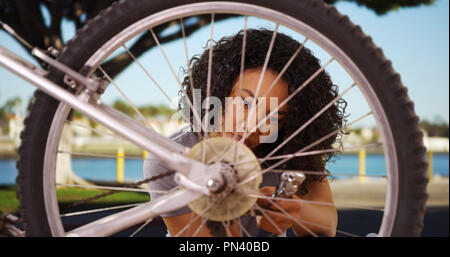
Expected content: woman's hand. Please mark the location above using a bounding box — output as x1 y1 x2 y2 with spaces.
256 186 302 235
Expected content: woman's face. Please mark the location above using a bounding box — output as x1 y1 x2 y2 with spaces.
219 68 289 149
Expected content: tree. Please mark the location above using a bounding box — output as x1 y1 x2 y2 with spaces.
324 0 435 15
419 119 449 138
112 99 135 117
1 96 21 115
0 0 236 78
138 104 176 117
1 0 435 79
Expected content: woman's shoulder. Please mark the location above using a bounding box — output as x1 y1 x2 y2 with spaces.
143 127 197 179
169 126 199 148
144 126 199 168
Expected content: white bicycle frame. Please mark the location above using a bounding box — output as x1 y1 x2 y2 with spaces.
0 45 209 236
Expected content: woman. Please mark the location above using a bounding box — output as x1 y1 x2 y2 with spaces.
144 29 347 237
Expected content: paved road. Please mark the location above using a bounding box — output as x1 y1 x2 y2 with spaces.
335 206 448 237
61 205 448 237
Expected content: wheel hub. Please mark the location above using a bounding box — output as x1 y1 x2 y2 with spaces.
185 137 262 221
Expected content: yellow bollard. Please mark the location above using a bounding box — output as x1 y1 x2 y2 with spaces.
143 151 148 160
358 148 366 183
117 147 124 183
142 151 148 169
427 151 433 181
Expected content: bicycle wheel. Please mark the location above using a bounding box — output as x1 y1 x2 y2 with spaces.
17 0 428 237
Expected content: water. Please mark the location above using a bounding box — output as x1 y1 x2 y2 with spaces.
0 154 448 185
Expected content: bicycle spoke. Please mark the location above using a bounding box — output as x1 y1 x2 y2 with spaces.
262 112 372 173
253 204 284 234
261 206 358 237
150 20 220 160
238 57 335 148
121 44 177 109
232 36 308 142
267 198 318 237
129 218 153 237
150 24 220 159
261 142 383 163
98 66 151 128
204 13 215 136
202 13 216 162
60 203 141 218
238 216 252 237
180 18 195 104
246 189 355 237
258 38 309 100
221 220 233 237
328 173 387 178
335 230 360 237
225 202 232 236
260 83 356 163
174 213 202 237
21 0 416 238
220 141 383 172
207 134 240 165
230 16 249 166
249 194 335 207
247 184 384 212
232 136 380 167
56 183 150 193
173 199 217 237
193 217 209 237
219 32 307 166
187 212 195 236
336 205 384 212
66 121 122 140
254 191 374 236
223 55 336 169
267 169 387 178
238 16 248 96
57 150 142 160
180 17 203 140
237 111 372 188
241 24 279 142
263 149 339 162
150 25 203 131
207 23 280 167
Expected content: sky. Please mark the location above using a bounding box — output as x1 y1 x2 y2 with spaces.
0 0 448 127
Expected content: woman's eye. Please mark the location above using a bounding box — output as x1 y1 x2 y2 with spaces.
240 97 252 108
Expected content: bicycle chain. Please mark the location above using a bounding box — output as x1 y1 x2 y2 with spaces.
68 170 175 208
67 169 230 236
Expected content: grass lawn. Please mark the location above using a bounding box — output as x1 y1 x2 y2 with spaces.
0 185 150 215
0 185 19 214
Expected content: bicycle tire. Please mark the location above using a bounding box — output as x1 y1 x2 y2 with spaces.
17 0 428 236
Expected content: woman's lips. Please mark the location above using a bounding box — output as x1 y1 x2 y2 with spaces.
232 134 249 146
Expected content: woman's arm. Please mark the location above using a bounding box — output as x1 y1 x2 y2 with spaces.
163 178 337 237
292 178 337 237
257 178 337 237
163 212 241 237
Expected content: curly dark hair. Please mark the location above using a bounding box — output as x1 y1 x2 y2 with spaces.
181 29 347 195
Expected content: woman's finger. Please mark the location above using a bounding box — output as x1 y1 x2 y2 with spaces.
256 186 276 207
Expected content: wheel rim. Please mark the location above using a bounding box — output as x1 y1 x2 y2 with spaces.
42 1 399 237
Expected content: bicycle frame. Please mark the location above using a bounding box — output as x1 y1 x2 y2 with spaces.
0 45 209 236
